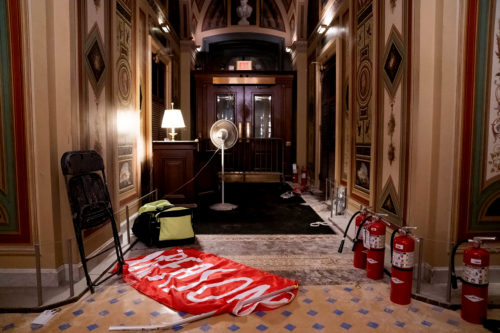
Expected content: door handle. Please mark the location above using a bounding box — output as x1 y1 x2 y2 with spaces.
246 122 251 138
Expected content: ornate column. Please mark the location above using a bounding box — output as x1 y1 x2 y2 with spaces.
292 40 308 170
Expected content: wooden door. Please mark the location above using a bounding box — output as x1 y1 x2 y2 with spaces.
244 85 280 139
243 85 282 174
320 57 336 191
199 84 244 141
194 73 295 180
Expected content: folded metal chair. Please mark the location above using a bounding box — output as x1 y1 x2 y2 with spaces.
61 150 124 293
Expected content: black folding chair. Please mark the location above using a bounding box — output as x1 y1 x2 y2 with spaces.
61 150 124 293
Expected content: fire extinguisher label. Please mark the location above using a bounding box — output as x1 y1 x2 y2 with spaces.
363 229 370 248
392 251 414 268
367 258 378 264
463 265 489 285
369 234 385 249
395 243 404 250
391 277 404 284
470 258 482 265
464 295 484 302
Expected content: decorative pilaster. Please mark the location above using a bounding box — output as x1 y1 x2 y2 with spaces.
179 39 196 139
292 40 308 169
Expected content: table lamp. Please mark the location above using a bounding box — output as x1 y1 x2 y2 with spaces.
161 103 185 141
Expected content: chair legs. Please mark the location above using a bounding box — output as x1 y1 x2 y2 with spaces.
73 212 125 294
108 210 125 273
74 227 95 293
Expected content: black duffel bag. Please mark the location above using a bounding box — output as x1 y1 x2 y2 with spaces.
132 200 195 247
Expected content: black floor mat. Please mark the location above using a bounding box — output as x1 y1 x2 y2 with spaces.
193 183 334 234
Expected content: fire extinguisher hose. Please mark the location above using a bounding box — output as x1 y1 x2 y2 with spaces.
390 229 399 264
450 239 470 289
338 210 361 253
351 215 373 251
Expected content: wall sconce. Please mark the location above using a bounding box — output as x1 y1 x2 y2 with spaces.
160 23 170 33
327 26 343 38
317 24 327 34
161 103 185 141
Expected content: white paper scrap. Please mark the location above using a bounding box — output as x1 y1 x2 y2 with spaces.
32 309 60 325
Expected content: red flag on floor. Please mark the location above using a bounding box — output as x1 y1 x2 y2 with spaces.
119 248 298 316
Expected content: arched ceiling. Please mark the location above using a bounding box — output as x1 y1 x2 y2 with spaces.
190 0 296 48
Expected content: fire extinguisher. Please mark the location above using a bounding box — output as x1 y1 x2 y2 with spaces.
338 206 370 269
366 215 388 280
300 166 307 187
451 236 496 324
350 209 373 270
390 226 417 305
292 164 298 183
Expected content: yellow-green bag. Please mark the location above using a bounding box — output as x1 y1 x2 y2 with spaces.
155 206 195 247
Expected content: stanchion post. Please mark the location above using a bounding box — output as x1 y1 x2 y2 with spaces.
325 178 328 202
126 205 131 244
34 244 43 306
67 239 74 297
331 181 336 217
416 237 423 294
446 241 454 303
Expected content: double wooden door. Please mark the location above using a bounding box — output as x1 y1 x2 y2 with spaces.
195 73 294 180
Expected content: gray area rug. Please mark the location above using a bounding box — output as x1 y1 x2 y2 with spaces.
128 234 388 286
127 192 389 286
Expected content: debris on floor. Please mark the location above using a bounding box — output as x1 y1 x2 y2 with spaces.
30 308 60 330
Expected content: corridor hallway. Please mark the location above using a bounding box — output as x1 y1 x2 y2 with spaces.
0 192 498 332
1 0 500 331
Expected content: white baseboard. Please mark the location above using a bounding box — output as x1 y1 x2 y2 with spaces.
423 264 500 284
0 266 64 287
0 214 137 288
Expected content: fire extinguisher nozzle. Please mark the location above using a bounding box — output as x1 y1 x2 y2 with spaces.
338 239 345 253
451 275 458 289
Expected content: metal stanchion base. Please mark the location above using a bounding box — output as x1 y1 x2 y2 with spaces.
209 203 238 211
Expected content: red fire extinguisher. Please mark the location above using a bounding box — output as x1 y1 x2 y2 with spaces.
390 226 417 305
338 206 371 269
292 164 298 183
451 236 496 324
300 166 307 187
366 215 387 280
354 211 373 269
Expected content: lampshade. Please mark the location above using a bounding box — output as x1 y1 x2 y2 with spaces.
161 109 185 129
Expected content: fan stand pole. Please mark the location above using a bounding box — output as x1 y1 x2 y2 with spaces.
210 142 237 211
221 144 225 205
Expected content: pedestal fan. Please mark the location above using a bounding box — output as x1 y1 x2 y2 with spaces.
209 119 239 211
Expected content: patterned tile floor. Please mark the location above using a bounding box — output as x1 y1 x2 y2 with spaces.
0 281 497 332
0 192 499 332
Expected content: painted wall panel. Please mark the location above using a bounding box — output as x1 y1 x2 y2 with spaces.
0 0 31 243
375 0 410 225
351 1 374 203
459 0 500 238
485 1 500 185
